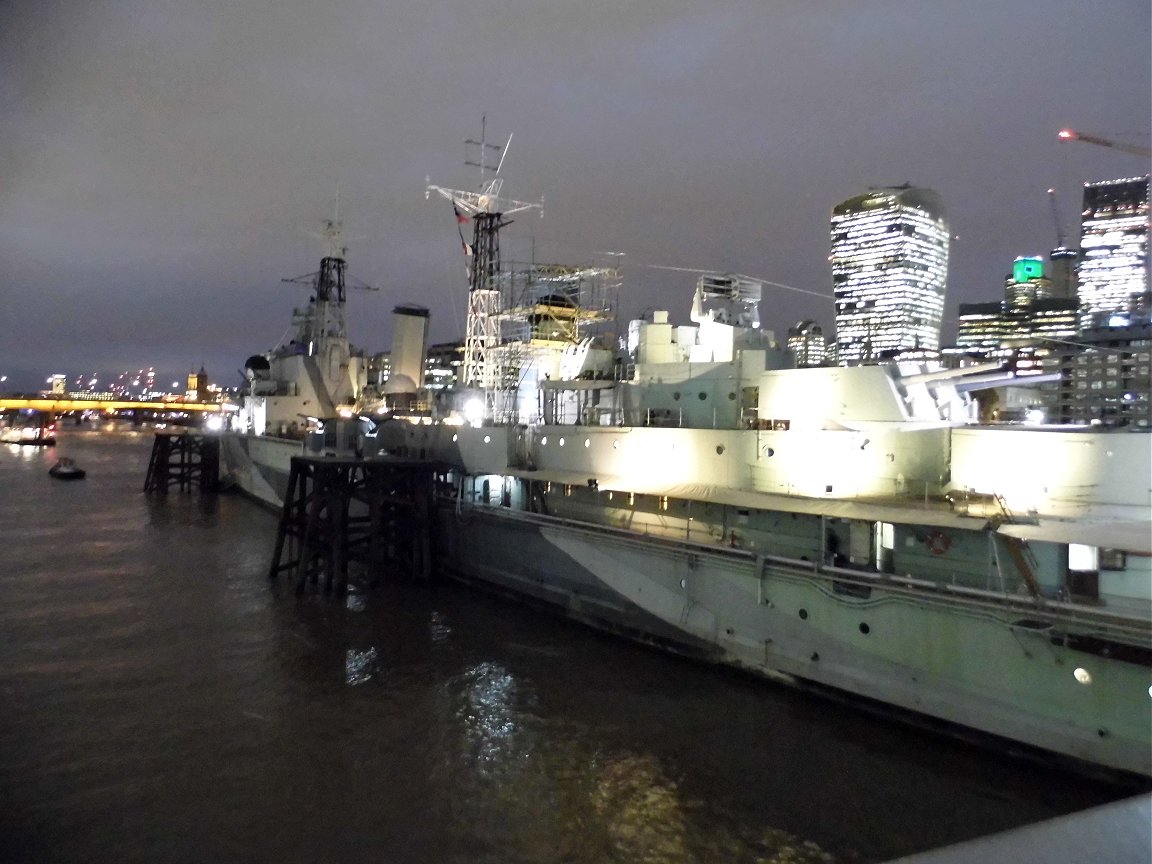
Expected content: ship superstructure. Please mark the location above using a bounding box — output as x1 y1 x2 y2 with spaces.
238 213 372 439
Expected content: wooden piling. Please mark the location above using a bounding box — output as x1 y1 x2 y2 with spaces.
268 455 436 595
144 431 220 493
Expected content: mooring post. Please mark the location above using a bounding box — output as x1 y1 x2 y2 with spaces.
269 458 304 582
144 431 220 495
265 454 438 597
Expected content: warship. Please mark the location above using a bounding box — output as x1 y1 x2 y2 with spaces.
221 182 1152 782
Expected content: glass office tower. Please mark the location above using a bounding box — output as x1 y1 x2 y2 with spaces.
1077 176 1150 328
831 186 949 363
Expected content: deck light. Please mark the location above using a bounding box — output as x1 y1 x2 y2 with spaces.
463 397 484 427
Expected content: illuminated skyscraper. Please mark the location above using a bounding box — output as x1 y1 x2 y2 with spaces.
1004 256 1054 309
830 186 949 363
1047 246 1078 299
786 320 827 367
1077 176 1150 328
956 256 1078 351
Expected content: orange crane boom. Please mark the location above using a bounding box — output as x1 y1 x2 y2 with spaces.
1058 128 1152 159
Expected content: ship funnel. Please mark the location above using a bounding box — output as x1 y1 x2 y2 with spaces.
384 304 430 396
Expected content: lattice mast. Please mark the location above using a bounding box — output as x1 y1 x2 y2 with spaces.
427 118 542 399
280 200 377 355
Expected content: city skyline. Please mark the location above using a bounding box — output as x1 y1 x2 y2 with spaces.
1 0 1149 390
5 167 1149 393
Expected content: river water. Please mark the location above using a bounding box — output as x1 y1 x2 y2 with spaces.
0 427 1133 863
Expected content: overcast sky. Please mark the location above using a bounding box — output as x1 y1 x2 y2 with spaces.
2 0 1149 391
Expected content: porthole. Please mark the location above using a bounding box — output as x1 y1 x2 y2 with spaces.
673 392 681 401
584 439 591 448
451 433 458 442
559 437 566 447
859 622 870 635
766 447 775 457
727 392 736 401
483 435 491 444
716 445 725 455
798 608 808 620
698 392 707 401
1074 667 1092 685
541 436 548 445
612 440 619 449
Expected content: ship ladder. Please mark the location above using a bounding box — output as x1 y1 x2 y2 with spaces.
993 494 1042 598
1001 536 1042 599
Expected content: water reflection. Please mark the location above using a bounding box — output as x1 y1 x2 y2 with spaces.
438 661 838 862
429 610 451 643
455 662 522 773
345 646 379 686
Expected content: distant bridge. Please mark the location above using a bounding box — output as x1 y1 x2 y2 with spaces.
0 397 230 414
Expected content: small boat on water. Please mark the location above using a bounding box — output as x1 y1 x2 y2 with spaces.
49 458 86 480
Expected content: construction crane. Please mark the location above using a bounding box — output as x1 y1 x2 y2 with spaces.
1043 187 1079 299
1057 128 1152 159
1047 188 1066 247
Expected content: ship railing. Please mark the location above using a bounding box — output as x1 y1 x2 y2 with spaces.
445 498 1152 643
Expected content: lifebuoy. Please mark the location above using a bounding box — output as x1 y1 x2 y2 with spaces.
926 531 951 555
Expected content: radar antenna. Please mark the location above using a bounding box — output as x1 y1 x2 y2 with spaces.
426 117 543 399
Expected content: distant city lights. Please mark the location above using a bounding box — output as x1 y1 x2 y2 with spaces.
6 364 231 403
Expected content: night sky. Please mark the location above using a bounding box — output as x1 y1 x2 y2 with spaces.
2 0 1149 392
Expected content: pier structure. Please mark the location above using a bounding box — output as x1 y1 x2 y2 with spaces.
143 431 221 493
268 455 437 595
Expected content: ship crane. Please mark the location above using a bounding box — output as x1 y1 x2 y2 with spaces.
1057 128 1152 159
426 117 543 404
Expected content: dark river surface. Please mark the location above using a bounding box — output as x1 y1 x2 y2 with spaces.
0 428 1136 863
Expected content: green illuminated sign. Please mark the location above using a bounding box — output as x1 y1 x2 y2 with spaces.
1013 257 1045 282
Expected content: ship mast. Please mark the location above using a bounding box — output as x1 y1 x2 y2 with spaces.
427 117 543 416
281 198 375 357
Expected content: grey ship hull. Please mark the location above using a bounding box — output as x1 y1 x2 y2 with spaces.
221 432 1152 781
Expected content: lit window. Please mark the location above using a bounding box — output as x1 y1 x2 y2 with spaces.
1068 544 1098 571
